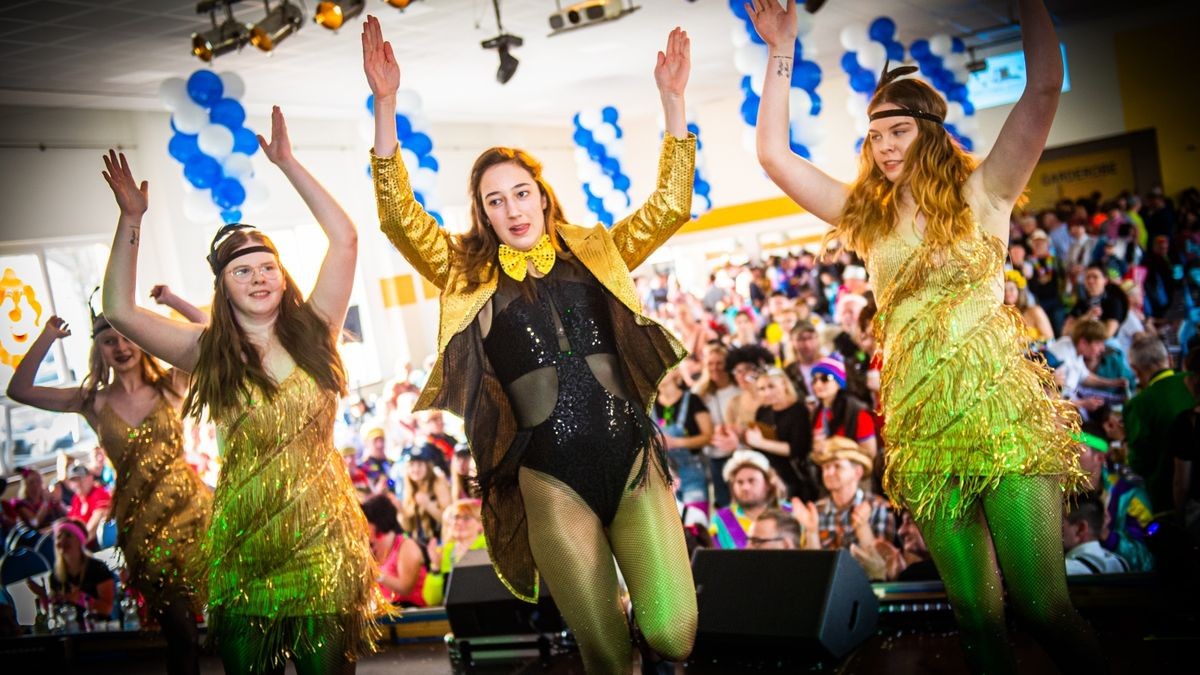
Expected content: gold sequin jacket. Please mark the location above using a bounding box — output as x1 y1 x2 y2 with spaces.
371 133 695 602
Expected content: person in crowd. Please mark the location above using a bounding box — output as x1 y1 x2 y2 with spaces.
361 494 427 608
1048 319 1135 407
26 518 116 630
1027 229 1068 337
730 308 760 348
359 426 394 493
1125 334 1196 516
415 410 458 475
1170 348 1199 537
710 450 782 550
8 304 211 674
748 1 1100 670
747 508 801 549
809 357 876 462
1065 217 1097 289
422 498 488 607
745 367 816 501
1004 269 1054 344
398 443 452 545
87 445 116 490
367 18 699 669
693 341 740 508
793 436 894 553
1142 186 1177 243
1065 263 1129 339
100 110 386 671
1143 235 1178 319
652 367 713 514
1062 497 1131 574
449 443 479 502
849 508 939 582
5 467 66 531
784 322 823 396
1075 424 1154 571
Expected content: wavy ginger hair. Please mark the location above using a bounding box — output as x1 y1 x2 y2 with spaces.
828 78 980 256
184 229 346 420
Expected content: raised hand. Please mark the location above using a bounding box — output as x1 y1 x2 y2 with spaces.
41 315 72 341
746 0 798 51
362 14 400 97
791 496 818 532
257 106 294 166
654 26 690 98
149 284 174 306
101 150 148 217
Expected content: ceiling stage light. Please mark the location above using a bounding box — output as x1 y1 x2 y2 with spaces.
251 0 305 52
314 0 365 30
192 1 251 62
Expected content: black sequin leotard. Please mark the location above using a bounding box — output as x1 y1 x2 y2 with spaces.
482 261 654 525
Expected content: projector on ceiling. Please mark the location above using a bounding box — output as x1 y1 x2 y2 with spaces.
548 0 634 34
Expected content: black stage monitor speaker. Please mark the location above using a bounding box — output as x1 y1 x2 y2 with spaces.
691 548 878 665
444 548 564 639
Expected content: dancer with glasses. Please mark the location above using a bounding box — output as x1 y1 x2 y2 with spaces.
364 15 697 672
748 1 1101 671
100 105 387 674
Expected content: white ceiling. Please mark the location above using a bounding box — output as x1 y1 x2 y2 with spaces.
0 0 1183 124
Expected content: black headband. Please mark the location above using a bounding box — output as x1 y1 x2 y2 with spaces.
206 223 274 275
87 287 112 337
868 58 945 125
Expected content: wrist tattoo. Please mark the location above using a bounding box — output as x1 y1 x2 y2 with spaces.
772 55 793 79
128 227 140 246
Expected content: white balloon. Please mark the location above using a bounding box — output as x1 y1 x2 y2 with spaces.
218 71 245 100
158 78 188 111
731 24 750 48
577 161 601 184
592 122 617 145
742 127 757 153
943 52 967 71
788 87 812 119
400 148 420 173
407 111 431 134
605 142 625 160
242 177 269 212
394 89 423 116
945 101 965 127
411 167 438 195
694 152 706 171
790 120 824 148
197 124 234 160
183 189 219 223
795 10 815 38
929 33 953 57
577 108 602 131
695 194 712 213
573 147 591 165
857 41 887 73
733 42 768 76
172 99 209 134
845 95 869 119
358 117 375 143
749 69 765 97
602 191 629 215
222 152 254 179
854 116 870 136
591 173 614 195
839 23 868 52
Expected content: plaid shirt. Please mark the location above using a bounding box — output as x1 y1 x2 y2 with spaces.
814 489 896 550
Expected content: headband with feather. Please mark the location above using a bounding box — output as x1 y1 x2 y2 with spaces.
867 58 945 125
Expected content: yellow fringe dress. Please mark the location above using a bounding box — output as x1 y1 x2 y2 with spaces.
866 224 1087 519
203 369 388 668
97 397 211 612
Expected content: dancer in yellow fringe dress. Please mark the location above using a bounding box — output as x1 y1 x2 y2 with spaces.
748 1 1103 672
8 298 211 675
101 106 387 674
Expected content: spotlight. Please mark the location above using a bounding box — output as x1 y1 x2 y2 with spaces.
314 0 365 30
251 0 304 51
385 0 413 8
481 0 523 85
192 1 250 62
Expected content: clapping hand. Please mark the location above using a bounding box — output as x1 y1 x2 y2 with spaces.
790 496 818 532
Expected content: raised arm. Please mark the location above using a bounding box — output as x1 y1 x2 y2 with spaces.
363 14 452 288
5 317 86 413
150 284 209 325
258 106 358 330
100 150 204 372
748 0 848 224
978 0 1062 210
609 27 696 269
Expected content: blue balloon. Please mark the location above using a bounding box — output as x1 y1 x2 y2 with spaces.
960 136 974 152
886 41 905 61
686 122 700 136
395 114 413 141
792 60 821 91
944 123 960 137
366 94 374 114
587 195 603 213
614 124 624 139
601 106 619 124
405 132 433 157
221 209 242 224
740 75 753 93
910 39 931 60
932 70 954 91
233 127 259 156
418 154 439 171
602 157 621 176
917 57 938 74
729 0 748 20
613 173 631 192
694 180 711 197
586 142 607 163
808 91 822 116
573 128 593 147
854 137 865 155
413 191 426 208
572 112 583 129
430 211 444 226
868 17 896 43
599 211 614 228
962 100 976 116
168 133 200 164
850 69 876 93
793 40 804 61
789 141 811 160
183 155 221 189
948 83 969 103
209 98 246 129
740 95 760 126
170 117 182 135
186 70 223 107
951 37 966 54
841 52 861 74
582 183 595 199
747 23 764 45
213 178 246 209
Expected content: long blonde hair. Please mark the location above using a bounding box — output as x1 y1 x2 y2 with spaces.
80 321 177 410
829 78 979 256
184 230 347 420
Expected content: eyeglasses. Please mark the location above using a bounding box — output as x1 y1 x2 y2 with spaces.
812 373 836 384
227 262 281 284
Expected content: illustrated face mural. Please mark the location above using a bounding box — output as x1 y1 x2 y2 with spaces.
0 267 45 370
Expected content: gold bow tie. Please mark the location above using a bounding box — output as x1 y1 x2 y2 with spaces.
498 234 556 281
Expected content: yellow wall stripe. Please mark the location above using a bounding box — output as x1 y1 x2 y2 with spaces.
678 196 807 235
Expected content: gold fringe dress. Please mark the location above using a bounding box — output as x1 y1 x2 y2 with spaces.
203 369 388 667
866 223 1087 519
96 397 211 612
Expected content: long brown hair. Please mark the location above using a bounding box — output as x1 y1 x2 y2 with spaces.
452 148 570 292
184 230 347 420
79 320 177 410
829 78 979 256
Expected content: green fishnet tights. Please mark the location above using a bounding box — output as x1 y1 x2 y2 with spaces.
215 616 354 675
